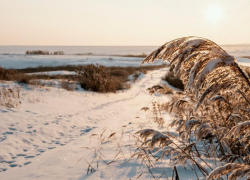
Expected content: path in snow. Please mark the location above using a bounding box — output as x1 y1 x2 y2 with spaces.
0 68 170 180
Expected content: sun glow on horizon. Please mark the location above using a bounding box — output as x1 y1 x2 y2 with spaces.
205 5 224 24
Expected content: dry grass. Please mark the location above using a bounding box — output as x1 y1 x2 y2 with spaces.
0 64 165 93
147 85 174 95
134 36 250 179
19 64 165 93
60 80 77 91
0 64 166 108
76 64 130 93
0 66 33 85
16 64 165 74
0 66 20 81
0 86 21 108
14 64 166 93
241 65 250 78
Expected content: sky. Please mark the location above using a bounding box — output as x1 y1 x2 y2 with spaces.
0 0 250 46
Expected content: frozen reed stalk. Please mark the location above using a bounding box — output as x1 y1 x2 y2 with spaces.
136 129 172 148
135 37 250 179
227 121 250 139
228 166 250 180
141 36 250 109
147 85 173 95
207 163 247 180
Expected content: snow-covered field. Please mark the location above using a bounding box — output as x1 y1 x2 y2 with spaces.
0 45 249 69
0 54 164 69
0 45 250 180
0 55 249 71
0 68 185 180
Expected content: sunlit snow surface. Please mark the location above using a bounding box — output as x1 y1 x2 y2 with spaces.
0 45 249 69
0 46 250 180
0 54 248 70
0 54 147 69
0 68 180 180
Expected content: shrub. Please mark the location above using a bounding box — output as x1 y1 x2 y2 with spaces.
110 69 130 79
26 50 50 55
17 75 31 84
13 64 165 92
0 65 33 85
77 64 120 93
53 51 64 55
0 66 19 81
162 66 184 90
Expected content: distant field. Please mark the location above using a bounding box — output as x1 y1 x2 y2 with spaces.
0 64 166 93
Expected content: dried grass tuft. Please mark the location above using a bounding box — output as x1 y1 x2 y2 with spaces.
133 37 250 179
207 163 247 180
141 36 250 109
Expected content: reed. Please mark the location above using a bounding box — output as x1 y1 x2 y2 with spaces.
137 36 250 179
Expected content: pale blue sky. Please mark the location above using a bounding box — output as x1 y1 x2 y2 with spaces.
0 0 250 45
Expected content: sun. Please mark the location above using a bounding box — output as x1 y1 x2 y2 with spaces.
205 5 224 23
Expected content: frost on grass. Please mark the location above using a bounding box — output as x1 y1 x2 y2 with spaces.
141 36 250 109
207 163 247 180
227 121 250 139
0 86 21 108
136 36 250 179
136 129 172 148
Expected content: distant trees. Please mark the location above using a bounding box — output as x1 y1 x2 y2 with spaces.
26 50 64 55
53 51 64 55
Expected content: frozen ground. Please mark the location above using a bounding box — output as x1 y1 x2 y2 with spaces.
0 47 250 180
0 54 165 69
1 68 193 180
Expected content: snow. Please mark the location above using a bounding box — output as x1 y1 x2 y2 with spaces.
0 46 250 179
1 68 192 180
127 74 134 81
237 57 250 67
0 54 163 69
183 38 205 48
202 59 222 72
27 71 77 76
0 48 249 69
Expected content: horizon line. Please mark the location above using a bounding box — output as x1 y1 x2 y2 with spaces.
1 44 250 47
